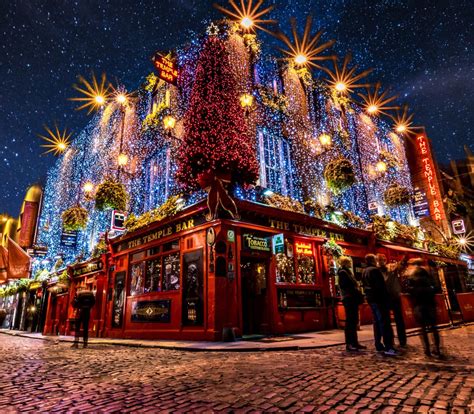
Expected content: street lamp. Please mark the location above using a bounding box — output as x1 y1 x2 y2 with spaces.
163 115 177 137
240 93 254 116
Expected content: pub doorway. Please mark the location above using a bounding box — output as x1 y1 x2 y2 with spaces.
240 257 269 335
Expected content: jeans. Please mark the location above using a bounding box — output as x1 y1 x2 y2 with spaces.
389 297 407 346
74 309 91 345
414 305 440 354
343 299 359 347
369 302 394 351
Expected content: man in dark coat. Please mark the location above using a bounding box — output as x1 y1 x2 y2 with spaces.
72 288 96 348
377 254 407 347
362 254 396 355
405 258 441 357
338 256 366 352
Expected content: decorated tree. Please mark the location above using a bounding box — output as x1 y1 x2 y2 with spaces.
176 36 259 219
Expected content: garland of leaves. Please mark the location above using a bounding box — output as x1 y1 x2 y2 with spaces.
91 238 108 258
263 193 305 214
322 239 344 259
383 184 411 207
371 215 420 246
257 85 288 114
324 158 356 194
62 206 88 231
95 179 128 211
125 195 184 233
428 239 461 260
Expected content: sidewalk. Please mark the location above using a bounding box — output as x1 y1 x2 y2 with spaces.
0 324 441 352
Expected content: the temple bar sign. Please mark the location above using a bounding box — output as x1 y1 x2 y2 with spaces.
153 54 178 85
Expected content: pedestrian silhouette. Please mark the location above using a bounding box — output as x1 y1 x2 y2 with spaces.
337 256 366 352
377 254 407 348
362 254 397 356
71 288 96 348
405 258 442 358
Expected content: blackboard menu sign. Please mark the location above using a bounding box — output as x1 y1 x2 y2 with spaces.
277 288 323 309
112 272 126 328
131 300 171 323
182 250 204 326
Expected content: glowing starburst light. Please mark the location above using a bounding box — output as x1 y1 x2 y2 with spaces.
70 73 111 114
324 55 372 95
390 105 417 136
359 82 398 116
455 232 474 252
39 124 72 156
276 16 335 70
214 0 276 33
83 182 94 193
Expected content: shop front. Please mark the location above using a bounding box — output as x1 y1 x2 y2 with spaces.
104 200 377 340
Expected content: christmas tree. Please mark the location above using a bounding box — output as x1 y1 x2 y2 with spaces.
176 36 259 193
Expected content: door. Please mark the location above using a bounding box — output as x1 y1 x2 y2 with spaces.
240 257 269 335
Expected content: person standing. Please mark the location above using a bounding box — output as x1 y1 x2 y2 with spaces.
405 258 441 357
338 256 366 352
377 254 407 348
362 254 397 356
71 288 96 348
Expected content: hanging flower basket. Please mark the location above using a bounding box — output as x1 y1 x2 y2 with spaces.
322 240 344 259
324 158 356 194
62 206 88 231
95 179 128 211
383 185 411 207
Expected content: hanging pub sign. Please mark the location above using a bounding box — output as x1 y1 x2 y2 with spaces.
368 201 378 216
152 53 178 86
242 233 271 252
452 219 466 235
413 187 430 219
295 241 313 256
60 229 78 248
111 210 127 231
272 233 285 254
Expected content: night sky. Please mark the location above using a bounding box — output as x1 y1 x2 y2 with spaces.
1 0 472 216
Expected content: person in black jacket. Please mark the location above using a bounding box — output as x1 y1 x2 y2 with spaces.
405 258 441 357
377 254 407 347
71 288 96 348
338 256 366 352
362 254 396 356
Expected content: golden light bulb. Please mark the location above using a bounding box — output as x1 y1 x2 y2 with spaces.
367 105 378 114
459 237 467 246
376 161 387 173
163 115 176 130
240 93 254 108
318 133 331 147
57 142 67 151
240 16 254 29
39 124 72 156
116 94 127 104
335 82 347 92
294 54 308 66
95 95 105 105
117 153 128 166
83 182 94 193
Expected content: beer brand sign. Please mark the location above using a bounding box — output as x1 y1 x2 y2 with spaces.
416 135 445 222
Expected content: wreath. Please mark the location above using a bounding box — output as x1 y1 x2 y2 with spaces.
322 240 344 259
95 179 128 211
384 185 411 207
324 158 356 194
62 206 88 231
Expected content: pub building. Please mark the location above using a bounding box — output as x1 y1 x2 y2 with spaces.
100 198 471 341
42 256 108 337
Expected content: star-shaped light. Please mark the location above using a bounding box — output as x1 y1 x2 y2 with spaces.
39 124 72 156
358 82 398 116
276 16 335 70
70 73 111 114
455 232 474 253
390 105 417 135
214 0 276 33
324 55 372 95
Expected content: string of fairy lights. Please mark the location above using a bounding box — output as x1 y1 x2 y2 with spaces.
35 0 442 268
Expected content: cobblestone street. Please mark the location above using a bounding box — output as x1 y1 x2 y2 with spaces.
0 326 472 413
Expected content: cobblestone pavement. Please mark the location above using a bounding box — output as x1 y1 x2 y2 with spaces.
0 326 472 413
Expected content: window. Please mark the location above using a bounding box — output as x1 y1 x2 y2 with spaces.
258 129 296 197
129 241 181 296
275 239 318 285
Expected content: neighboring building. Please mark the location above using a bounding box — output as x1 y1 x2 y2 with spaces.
440 146 474 236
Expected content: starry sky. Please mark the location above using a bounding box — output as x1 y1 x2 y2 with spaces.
0 0 472 216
